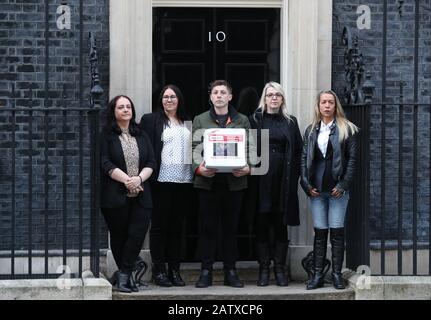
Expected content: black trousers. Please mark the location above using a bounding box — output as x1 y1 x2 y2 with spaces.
102 197 151 273
150 182 192 271
255 211 288 245
198 188 244 270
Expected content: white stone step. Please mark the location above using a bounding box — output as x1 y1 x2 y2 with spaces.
112 282 354 300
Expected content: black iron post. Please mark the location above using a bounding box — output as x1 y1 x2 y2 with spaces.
88 32 103 277
343 28 374 271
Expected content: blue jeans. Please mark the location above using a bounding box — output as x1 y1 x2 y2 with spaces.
309 191 350 229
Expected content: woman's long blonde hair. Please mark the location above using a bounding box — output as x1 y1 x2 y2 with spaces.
310 90 358 141
256 82 292 121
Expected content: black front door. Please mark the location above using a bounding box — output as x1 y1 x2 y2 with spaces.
152 7 281 261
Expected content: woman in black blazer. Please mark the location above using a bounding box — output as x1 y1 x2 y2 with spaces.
249 82 302 287
140 84 193 287
100 95 156 293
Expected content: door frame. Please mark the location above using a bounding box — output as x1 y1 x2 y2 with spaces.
110 0 289 119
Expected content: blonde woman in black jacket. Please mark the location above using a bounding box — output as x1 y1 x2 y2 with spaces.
300 90 358 290
249 82 302 287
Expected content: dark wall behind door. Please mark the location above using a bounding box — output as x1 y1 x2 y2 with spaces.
152 7 280 261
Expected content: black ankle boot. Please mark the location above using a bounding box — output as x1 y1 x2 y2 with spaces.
306 228 328 290
153 272 172 287
330 227 346 289
274 265 288 287
152 263 172 287
224 269 244 288
116 271 132 293
195 269 212 288
274 241 289 287
257 264 270 286
256 242 270 286
168 268 186 287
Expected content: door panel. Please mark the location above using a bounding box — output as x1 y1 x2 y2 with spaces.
225 63 267 92
153 7 280 261
224 20 268 53
214 8 280 109
162 63 206 117
162 19 206 52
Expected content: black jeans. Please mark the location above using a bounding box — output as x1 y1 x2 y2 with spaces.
150 182 192 271
102 197 151 273
197 188 244 270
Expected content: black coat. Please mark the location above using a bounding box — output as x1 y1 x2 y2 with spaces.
100 129 156 208
248 110 302 226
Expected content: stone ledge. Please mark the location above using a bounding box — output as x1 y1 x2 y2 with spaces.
0 275 112 300
345 271 431 300
113 282 354 300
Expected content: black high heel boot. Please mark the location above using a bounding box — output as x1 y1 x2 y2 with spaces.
224 269 244 288
256 242 270 286
273 241 289 287
306 228 329 290
195 269 213 288
330 227 346 289
116 271 132 293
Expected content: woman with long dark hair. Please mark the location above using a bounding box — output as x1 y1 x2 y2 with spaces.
140 85 193 287
100 95 156 293
249 82 302 287
300 90 358 290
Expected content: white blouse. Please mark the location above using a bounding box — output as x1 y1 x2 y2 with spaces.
157 122 193 183
317 120 334 158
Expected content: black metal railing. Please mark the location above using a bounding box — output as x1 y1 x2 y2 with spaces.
372 101 431 276
0 87 101 280
341 24 374 272
344 99 431 276
341 0 430 276
0 28 103 279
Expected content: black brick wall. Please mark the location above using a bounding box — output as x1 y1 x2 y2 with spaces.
333 0 431 244
0 0 109 251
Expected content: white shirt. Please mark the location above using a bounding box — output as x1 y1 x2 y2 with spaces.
317 120 334 158
157 123 193 183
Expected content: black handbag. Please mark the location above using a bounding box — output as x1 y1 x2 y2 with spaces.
301 251 331 284
132 256 149 287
